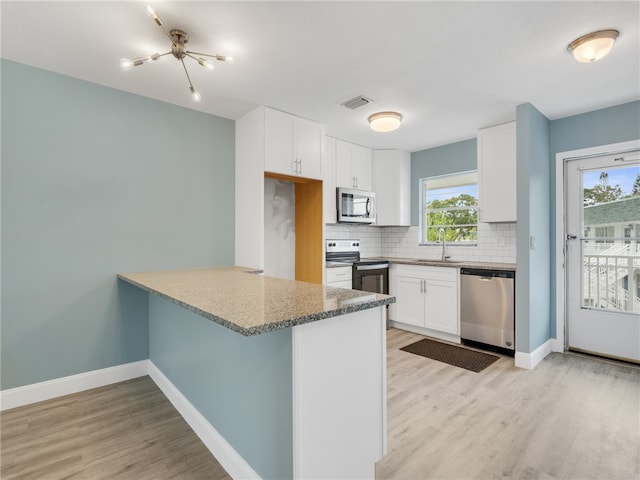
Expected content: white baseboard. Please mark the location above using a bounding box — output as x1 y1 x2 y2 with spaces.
147 361 260 480
0 360 148 411
515 339 553 370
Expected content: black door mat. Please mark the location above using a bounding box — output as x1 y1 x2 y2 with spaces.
400 338 500 373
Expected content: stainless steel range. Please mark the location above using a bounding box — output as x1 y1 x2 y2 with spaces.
325 239 390 296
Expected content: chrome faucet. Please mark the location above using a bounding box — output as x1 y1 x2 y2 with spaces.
437 228 451 262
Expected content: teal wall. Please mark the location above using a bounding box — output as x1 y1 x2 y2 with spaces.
516 103 551 353
149 295 293 480
410 138 477 225
548 101 640 336
1 60 235 389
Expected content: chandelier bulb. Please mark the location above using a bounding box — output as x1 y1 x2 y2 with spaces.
215 54 234 63
146 5 162 26
198 58 215 71
190 86 201 102
120 58 134 71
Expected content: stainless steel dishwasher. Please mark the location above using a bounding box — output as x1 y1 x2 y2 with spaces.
460 268 515 355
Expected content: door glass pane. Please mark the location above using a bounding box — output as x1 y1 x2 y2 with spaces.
581 165 640 312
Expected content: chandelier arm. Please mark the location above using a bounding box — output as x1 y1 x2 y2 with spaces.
186 51 222 59
154 16 177 45
184 53 202 63
180 58 195 90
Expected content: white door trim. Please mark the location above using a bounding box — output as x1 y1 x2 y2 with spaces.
554 139 640 354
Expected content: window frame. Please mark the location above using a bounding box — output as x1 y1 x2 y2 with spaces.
419 170 479 245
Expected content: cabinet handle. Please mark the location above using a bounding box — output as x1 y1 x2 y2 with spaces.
420 279 423 293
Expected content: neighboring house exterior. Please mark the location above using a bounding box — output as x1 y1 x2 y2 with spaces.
583 196 640 312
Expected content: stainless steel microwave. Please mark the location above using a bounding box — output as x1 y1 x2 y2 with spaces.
337 188 376 224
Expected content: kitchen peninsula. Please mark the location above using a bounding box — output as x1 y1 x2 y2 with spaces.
118 266 394 480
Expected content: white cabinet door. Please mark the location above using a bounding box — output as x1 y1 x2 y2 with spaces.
297 117 323 180
352 145 372 191
335 140 372 190
323 137 337 223
390 265 459 335
265 108 323 179
424 279 458 334
372 150 411 226
335 139 354 188
265 108 296 176
477 121 516 222
392 276 425 327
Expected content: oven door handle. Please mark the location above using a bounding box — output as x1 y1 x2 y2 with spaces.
355 263 389 271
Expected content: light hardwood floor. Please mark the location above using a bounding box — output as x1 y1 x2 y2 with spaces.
377 328 640 480
2 329 638 479
1 376 231 480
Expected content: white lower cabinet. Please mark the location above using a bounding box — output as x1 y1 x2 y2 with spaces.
389 264 459 340
325 266 353 289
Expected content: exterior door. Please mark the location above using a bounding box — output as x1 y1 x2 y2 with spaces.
565 151 640 362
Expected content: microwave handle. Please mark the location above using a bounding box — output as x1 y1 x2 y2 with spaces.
366 197 371 216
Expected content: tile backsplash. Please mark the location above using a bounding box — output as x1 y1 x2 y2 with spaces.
326 222 517 264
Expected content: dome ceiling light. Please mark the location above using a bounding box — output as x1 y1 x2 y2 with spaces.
120 5 233 101
567 29 619 63
368 111 403 133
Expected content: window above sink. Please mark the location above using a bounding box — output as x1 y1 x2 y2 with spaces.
419 170 478 245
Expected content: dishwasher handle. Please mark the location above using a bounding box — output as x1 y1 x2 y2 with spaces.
460 268 514 279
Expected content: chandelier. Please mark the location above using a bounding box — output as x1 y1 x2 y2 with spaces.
120 5 233 101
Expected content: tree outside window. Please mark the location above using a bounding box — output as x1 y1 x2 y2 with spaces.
420 171 478 244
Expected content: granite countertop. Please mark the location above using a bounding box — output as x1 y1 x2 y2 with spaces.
324 257 516 271
382 257 517 271
118 266 394 336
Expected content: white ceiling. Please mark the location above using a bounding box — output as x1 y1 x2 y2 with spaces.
2 1 639 152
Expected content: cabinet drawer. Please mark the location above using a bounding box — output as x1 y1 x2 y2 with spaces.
327 280 353 289
393 264 457 281
326 267 352 284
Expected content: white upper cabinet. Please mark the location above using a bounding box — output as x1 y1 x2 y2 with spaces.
323 137 337 224
372 150 411 226
477 121 516 222
335 139 372 191
265 108 324 180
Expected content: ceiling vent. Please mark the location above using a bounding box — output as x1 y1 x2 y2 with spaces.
341 95 373 110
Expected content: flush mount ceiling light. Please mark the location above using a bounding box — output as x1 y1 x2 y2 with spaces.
368 111 403 132
567 29 619 63
120 5 233 101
